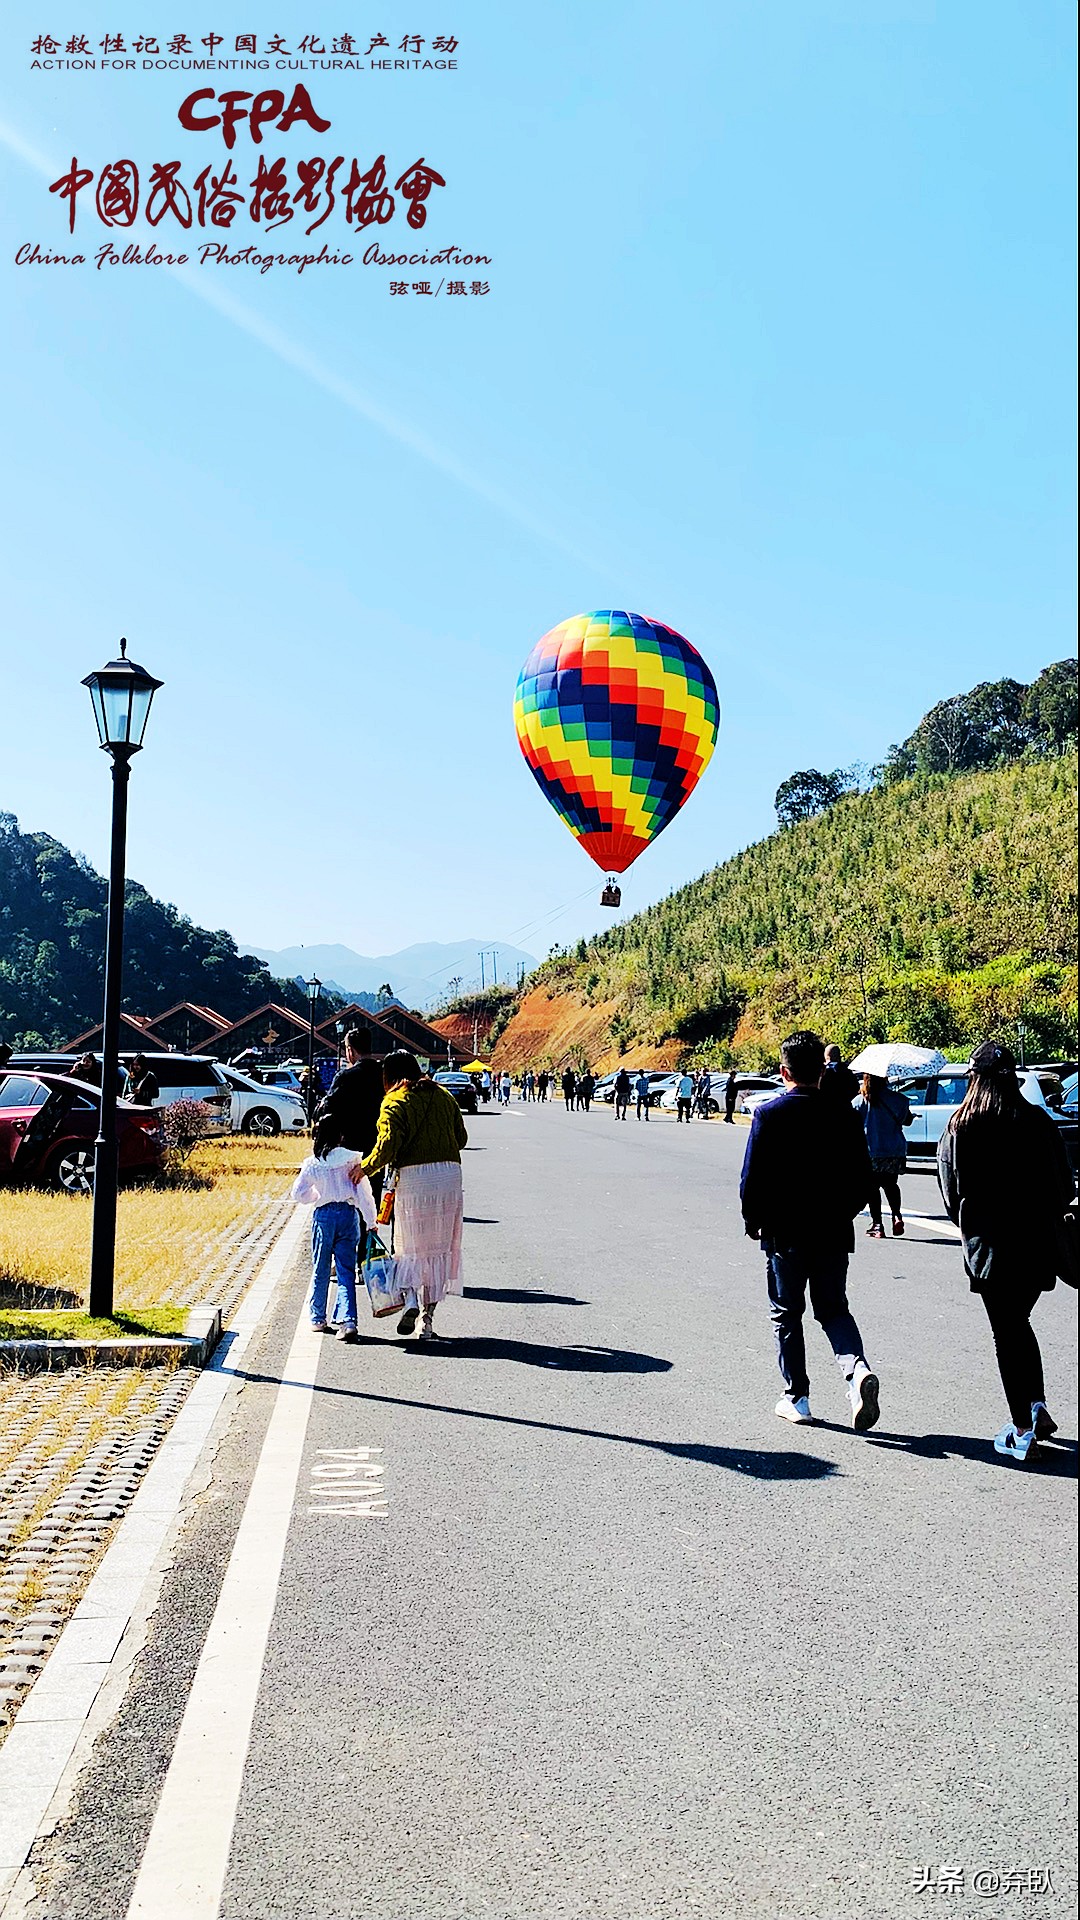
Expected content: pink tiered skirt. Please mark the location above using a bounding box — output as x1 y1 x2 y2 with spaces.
394 1161 463 1304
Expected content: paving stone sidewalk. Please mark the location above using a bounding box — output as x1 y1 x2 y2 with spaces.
0 1193 292 1741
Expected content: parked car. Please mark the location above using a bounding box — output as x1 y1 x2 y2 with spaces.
216 1065 307 1136
896 1065 1059 1159
0 1071 162 1194
728 1076 785 1117
12 1051 233 1135
433 1070 479 1115
241 1064 305 1095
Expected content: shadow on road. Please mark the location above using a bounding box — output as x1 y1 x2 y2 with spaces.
235 1366 838 1480
813 1422 1078 1479
402 1337 670 1373
464 1285 586 1306
463 1216 499 1225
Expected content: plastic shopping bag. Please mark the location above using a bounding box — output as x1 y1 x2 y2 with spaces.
363 1230 406 1318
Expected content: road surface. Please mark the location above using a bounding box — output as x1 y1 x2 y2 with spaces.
23 1103 1078 1920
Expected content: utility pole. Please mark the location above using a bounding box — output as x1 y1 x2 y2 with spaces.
479 951 486 990
491 950 498 985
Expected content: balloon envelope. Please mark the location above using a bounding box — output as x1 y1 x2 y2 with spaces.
514 610 720 874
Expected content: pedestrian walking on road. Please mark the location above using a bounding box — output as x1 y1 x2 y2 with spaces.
634 1070 651 1121
821 1045 860 1106
499 1071 512 1106
578 1070 595 1112
675 1071 694 1123
937 1041 1075 1463
694 1069 712 1118
561 1067 576 1110
317 1029 387 1202
613 1067 632 1120
723 1069 739 1123
740 1029 880 1432
537 1070 549 1102
353 1051 467 1341
857 1075 911 1238
292 1115 376 1343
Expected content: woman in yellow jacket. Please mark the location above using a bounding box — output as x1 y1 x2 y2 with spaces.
356 1050 467 1339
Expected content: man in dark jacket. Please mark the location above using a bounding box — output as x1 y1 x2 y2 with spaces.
740 1029 880 1431
820 1044 860 1106
317 1031 386 1195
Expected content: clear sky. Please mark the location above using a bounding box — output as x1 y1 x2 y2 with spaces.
1 0 1075 965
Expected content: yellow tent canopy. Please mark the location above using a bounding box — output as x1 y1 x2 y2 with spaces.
460 1060 490 1073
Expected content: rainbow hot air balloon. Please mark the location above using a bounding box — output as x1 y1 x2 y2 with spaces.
514 610 720 902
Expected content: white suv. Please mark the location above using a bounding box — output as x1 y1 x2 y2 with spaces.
217 1065 306 1136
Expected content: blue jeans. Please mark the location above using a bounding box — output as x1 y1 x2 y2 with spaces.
308 1203 360 1328
765 1244 866 1401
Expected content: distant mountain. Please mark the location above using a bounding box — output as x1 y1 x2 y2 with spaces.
243 940 538 1012
0 811 340 1050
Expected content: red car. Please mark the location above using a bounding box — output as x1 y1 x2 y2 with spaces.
0 1071 163 1194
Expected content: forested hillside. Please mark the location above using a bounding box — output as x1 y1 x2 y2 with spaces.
0 812 326 1048
491 754 1078 1070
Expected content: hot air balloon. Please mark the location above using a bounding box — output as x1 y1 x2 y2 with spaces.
514 610 720 904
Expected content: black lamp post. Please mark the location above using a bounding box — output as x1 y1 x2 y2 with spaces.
82 639 163 1317
305 976 322 1119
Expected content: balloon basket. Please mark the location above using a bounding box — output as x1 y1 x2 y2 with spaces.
600 880 622 908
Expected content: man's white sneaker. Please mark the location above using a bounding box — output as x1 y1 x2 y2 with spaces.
994 1424 1037 1462
850 1365 880 1432
776 1396 813 1424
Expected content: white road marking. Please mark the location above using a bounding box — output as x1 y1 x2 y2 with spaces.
125 1295 322 1920
307 1446 389 1517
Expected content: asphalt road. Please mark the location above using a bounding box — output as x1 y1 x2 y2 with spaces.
26 1103 1078 1920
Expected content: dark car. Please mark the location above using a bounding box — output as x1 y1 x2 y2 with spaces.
432 1071 479 1115
0 1072 163 1194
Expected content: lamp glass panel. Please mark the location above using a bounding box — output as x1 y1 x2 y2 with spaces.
86 680 109 745
100 680 133 744
127 682 156 746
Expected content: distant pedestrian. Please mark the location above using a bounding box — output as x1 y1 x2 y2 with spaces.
292 1113 376 1343
499 1071 512 1105
723 1069 739 1124
480 1069 492 1103
613 1067 631 1120
129 1054 160 1105
352 1050 467 1341
694 1069 712 1118
740 1029 880 1431
937 1041 1074 1463
857 1075 912 1238
634 1070 651 1121
821 1045 860 1106
537 1070 549 1102
561 1068 576 1110
578 1070 595 1112
675 1071 694 1123
523 1069 535 1101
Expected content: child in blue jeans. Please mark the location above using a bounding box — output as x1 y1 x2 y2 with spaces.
291 1116 375 1342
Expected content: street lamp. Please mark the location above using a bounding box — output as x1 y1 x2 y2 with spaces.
81 639 163 1318
305 976 322 1118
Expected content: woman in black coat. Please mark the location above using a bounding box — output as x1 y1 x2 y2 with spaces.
938 1042 1074 1462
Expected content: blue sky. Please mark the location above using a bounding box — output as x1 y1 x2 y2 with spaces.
1 0 1075 968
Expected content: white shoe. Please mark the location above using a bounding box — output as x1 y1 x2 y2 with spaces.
776 1395 813 1424
994 1424 1037 1462
850 1363 880 1432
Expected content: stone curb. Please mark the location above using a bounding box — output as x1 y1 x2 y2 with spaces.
0 1309 222 1374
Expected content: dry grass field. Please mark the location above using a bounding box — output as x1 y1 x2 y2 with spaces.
0 1134 304 1316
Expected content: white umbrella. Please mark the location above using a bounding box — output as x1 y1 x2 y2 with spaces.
848 1043 947 1081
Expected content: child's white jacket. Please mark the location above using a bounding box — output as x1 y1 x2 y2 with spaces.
291 1147 376 1225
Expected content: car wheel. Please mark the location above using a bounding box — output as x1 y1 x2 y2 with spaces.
49 1145 95 1194
243 1108 281 1137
